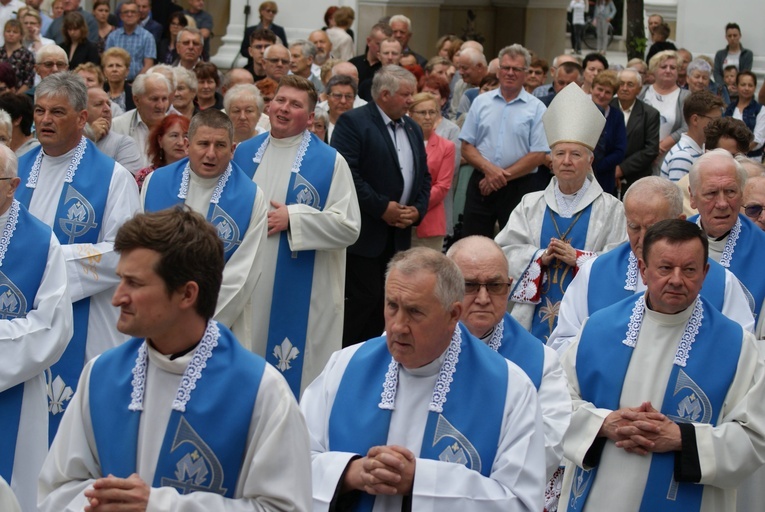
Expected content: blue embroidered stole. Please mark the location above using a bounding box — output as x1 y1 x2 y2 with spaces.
328 324 507 511
17 139 115 442
237 132 336 397
0 201 51 484
494 313 544 390
89 322 265 497
568 294 742 512
143 158 257 262
532 205 593 342
689 214 765 322
588 242 726 314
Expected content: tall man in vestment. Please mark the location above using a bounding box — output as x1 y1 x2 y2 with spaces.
233 75 361 397
39 208 312 511
549 176 754 353
0 145 72 512
688 149 765 338
447 236 570 510
559 219 765 511
301 247 546 512
17 72 140 439
495 83 626 342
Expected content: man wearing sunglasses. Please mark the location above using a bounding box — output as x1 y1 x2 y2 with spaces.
448 235 570 510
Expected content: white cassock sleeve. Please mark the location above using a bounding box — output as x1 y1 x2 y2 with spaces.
286 153 361 252
39 361 313 512
0 233 72 392
62 163 140 303
0 477 20 512
301 347 546 512
214 187 268 329
538 345 571 478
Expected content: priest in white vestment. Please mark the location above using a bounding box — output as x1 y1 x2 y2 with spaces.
140 109 267 349
0 145 72 512
232 75 360 398
39 208 312 511
559 219 765 512
447 236 571 511
549 176 754 354
301 248 546 512
495 83 626 344
17 72 140 436
687 149 765 339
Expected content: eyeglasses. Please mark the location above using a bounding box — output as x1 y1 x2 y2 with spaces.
499 66 526 74
744 204 764 218
698 114 721 122
527 69 545 75
464 281 512 295
329 92 354 101
265 58 289 65
40 61 67 69
411 109 438 117
263 8 277 14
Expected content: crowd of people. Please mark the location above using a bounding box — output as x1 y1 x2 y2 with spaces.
0 1 763 511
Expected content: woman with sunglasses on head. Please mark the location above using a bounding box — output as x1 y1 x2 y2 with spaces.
158 12 187 65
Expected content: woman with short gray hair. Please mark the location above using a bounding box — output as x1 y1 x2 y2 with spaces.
224 83 264 143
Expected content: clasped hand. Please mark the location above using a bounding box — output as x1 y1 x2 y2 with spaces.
344 445 416 496
599 401 682 456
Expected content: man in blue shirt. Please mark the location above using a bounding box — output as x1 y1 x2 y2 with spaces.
105 0 156 81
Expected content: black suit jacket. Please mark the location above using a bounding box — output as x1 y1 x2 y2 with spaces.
61 40 101 70
331 101 430 258
611 98 660 189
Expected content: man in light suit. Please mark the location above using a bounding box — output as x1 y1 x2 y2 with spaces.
331 65 431 347
613 67 660 193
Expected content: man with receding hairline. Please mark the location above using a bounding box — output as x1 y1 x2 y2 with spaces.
18 72 139 438
301 247 546 511
349 23 392 86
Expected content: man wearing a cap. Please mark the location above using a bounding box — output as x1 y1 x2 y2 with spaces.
495 83 626 343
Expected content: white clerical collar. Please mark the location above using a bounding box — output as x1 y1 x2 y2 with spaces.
624 295 702 368
379 327 462 413
554 176 591 218
130 320 220 413
269 131 306 147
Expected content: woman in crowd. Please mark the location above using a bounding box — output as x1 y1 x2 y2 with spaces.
21 9 53 54
436 35 461 60
408 92 455 251
326 7 354 61
592 0 616 55
194 62 223 111
581 52 607 94
638 50 690 165
724 71 764 159
134 114 190 190
225 84 264 144
172 66 198 119
60 11 99 69
590 70 626 195
158 11 188 65
568 0 586 55
311 106 328 142
0 20 34 92
255 1 286 46
687 58 730 104
92 0 114 55
102 47 133 112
